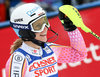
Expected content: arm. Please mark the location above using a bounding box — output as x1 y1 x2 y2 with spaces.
5 52 27 77
50 28 87 63
50 5 87 63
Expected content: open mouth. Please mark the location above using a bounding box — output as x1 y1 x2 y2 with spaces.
40 34 47 36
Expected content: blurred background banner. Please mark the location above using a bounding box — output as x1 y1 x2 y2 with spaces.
0 0 100 77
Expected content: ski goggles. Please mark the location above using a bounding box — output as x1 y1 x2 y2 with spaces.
30 17 50 32
10 16 50 32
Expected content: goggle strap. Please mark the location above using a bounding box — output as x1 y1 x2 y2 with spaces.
10 22 31 30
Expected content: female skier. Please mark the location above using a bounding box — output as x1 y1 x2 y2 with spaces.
6 3 87 77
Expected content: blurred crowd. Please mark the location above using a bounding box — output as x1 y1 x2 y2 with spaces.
0 0 99 22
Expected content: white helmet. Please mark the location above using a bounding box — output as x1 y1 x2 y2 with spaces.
10 3 50 36
10 3 57 47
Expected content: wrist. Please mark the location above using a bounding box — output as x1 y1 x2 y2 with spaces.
64 24 77 32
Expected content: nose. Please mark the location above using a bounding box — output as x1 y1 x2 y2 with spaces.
41 26 48 33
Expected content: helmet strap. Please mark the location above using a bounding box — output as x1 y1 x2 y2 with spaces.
19 30 45 48
22 38 45 48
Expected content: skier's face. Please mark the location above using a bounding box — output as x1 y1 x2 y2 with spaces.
35 26 48 42
33 17 48 42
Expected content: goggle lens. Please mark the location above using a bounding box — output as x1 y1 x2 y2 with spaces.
31 17 50 32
